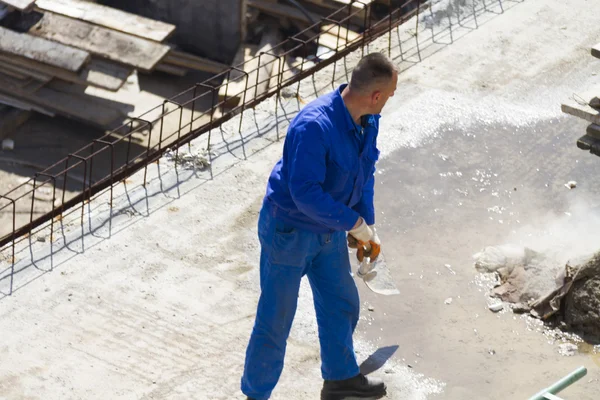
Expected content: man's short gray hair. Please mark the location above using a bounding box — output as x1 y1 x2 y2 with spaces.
349 52 397 94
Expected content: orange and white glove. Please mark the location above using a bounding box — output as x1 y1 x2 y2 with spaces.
348 221 380 262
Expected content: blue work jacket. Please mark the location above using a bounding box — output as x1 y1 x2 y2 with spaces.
263 83 380 233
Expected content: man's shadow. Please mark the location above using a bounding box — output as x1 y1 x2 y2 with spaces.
359 345 400 375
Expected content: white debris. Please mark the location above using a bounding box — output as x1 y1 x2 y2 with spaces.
564 181 577 189
488 302 504 313
2 138 14 151
444 297 453 305
558 343 578 357
444 264 456 275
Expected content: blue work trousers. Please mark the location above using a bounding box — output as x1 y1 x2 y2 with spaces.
241 203 361 399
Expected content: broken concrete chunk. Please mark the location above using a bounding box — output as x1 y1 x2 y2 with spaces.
558 343 578 357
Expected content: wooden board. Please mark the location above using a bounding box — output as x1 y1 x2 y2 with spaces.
0 0 35 12
592 44 600 60
0 83 132 127
155 62 188 77
0 63 30 80
0 53 131 91
0 26 89 72
291 19 361 51
586 123 600 140
0 57 54 82
0 92 55 116
292 0 373 27
164 50 229 74
218 26 282 108
218 45 258 108
23 11 170 71
34 0 176 42
562 91 600 125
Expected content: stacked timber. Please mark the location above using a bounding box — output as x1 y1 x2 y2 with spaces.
561 43 600 157
0 0 230 134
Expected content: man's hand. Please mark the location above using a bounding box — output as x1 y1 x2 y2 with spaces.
347 221 381 262
348 217 372 243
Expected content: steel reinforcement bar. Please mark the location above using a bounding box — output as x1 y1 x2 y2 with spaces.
0 0 427 251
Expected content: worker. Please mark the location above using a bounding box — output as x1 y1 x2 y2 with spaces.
241 52 398 400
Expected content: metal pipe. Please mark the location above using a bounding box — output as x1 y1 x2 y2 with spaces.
528 366 587 400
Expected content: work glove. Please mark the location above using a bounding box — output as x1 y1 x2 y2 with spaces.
348 222 380 262
348 218 372 243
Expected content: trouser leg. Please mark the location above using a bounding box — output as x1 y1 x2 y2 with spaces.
307 231 360 381
241 207 313 399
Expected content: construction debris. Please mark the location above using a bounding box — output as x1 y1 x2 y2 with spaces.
475 246 600 341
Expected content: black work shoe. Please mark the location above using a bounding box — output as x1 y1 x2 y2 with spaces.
321 373 387 399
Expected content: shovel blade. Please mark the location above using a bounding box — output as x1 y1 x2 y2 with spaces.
357 252 400 296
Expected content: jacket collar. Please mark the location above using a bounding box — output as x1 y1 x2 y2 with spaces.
333 83 379 134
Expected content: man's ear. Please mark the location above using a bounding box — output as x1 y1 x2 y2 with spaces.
372 90 381 104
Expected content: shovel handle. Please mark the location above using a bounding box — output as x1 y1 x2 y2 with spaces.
357 240 380 262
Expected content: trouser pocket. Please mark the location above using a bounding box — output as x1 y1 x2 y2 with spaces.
269 219 309 267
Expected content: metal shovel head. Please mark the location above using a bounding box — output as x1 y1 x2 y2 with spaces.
357 252 400 296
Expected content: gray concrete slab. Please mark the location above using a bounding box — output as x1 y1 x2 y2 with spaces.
1 0 600 399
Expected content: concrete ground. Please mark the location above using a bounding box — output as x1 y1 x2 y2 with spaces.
1 0 600 399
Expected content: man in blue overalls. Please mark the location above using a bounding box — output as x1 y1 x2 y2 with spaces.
241 53 398 400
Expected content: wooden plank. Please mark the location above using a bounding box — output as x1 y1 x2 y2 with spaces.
0 83 132 127
218 44 258 107
298 0 369 26
155 62 188 77
79 58 132 91
0 92 55 116
592 44 600 60
164 50 229 74
291 19 360 51
218 26 282 108
586 123 600 140
0 26 89 72
219 26 282 107
0 63 29 80
561 91 600 125
34 0 176 42
321 23 360 42
0 0 35 12
0 53 132 91
0 69 48 94
22 77 50 93
0 57 54 82
21 11 170 71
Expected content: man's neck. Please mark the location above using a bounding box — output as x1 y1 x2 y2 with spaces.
341 85 367 125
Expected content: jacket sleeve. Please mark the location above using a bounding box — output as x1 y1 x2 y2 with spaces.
287 120 360 231
352 165 376 225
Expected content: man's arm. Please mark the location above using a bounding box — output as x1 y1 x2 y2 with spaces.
287 120 361 232
352 165 376 226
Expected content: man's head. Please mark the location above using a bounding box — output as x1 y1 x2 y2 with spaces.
348 53 398 115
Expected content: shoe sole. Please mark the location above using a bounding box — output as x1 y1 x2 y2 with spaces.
321 389 387 400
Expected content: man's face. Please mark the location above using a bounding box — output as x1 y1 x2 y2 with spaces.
370 72 398 114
